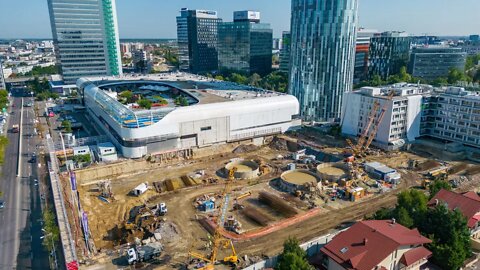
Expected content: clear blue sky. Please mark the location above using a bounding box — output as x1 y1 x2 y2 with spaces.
0 0 479 39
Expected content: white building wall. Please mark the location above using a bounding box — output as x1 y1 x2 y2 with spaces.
406 95 423 141
341 92 362 136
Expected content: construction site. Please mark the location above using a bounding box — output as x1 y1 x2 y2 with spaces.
56 92 480 270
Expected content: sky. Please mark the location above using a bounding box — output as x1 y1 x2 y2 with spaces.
0 0 479 39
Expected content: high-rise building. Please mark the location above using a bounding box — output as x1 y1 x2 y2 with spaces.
279 31 291 74
368 31 411 80
47 0 122 84
0 61 6 90
218 11 273 75
176 9 222 74
409 47 467 81
289 0 359 122
354 29 378 83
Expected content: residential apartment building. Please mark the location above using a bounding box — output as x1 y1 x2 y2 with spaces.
342 84 480 149
369 32 411 79
289 0 358 122
218 11 273 75
423 87 480 148
342 84 430 148
409 47 467 81
47 0 122 84
176 9 222 74
317 220 432 270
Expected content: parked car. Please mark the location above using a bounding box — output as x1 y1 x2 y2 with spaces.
0 200 5 209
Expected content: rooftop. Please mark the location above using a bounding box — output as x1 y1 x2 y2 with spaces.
78 72 287 129
428 189 480 228
320 220 431 270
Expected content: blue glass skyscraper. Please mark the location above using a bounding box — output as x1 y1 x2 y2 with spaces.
289 0 358 122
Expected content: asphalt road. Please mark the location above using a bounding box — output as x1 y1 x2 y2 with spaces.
0 89 50 269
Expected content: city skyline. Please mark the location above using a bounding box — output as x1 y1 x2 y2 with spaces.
1 0 479 39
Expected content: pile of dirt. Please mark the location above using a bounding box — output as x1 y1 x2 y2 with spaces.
448 163 468 175
415 160 441 172
465 166 480 176
269 137 299 152
233 144 259 154
156 222 180 243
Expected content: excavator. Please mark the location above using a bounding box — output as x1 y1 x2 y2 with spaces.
189 167 239 269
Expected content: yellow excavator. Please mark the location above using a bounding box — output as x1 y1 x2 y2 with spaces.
189 167 239 269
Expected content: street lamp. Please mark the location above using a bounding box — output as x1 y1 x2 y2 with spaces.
41 229 58 269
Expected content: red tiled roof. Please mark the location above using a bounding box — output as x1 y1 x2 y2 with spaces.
320 220 431 270
400 246 432 266
428 189 480 228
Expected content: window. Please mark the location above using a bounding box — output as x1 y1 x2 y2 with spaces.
201 126 212 131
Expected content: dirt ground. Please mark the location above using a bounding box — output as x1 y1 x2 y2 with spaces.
76 131 480 269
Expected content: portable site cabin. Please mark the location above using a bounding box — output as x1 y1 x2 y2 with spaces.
364 162 401 183
132 182 149 196
96 142 118 162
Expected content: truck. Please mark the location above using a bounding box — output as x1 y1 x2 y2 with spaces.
127 242 163 265
11 124 19 133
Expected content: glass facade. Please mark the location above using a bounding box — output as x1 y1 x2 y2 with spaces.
409 47 467 81
218 21 273 75
368 32 411 79
279 31 291 74
176 9 222 74
47 0 122 84
289 0 358 122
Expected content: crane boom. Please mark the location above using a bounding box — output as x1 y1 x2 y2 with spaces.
363 91 395 151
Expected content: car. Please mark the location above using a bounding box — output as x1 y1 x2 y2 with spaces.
33 179 39 186
0 200 5 209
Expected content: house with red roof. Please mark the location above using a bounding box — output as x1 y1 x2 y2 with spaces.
314 220 431 270
428 189 480 238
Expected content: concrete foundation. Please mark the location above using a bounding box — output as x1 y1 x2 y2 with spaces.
316 162 350 182
225 160 260 179
279 169 322 193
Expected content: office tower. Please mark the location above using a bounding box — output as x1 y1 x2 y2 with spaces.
354 29 378 83
368 31 411 80
176 9 222 74
47 0 122 84
0 61 6 90
218 11 273 75
409 47 467 81
289 0 358 122
279 31 291 74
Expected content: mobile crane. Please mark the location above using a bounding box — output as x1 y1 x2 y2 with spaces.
189 167 239 270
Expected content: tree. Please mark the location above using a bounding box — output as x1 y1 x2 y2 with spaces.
429 181 452 199
248 73 262 87
137 99 152 109
399 66 412 82
42 209 60 253
432 77 449 87
214 75 224 81
275 237 313 270
396 189 428 223
448 68 470 84
229 73 248 85
395 207 414 228
62 120 72 133
418 205 471 270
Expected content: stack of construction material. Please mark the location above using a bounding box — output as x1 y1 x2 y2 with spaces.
242 206 272 226
258 192 298 218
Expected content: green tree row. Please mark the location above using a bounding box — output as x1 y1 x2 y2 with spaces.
371 185 471 270
0 89 9 109
22 65 60 77
42 208 60 253
356 66 477 89
27 77 59 101
210 71 289 93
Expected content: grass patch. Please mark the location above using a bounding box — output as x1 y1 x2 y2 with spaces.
0 136 8 164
